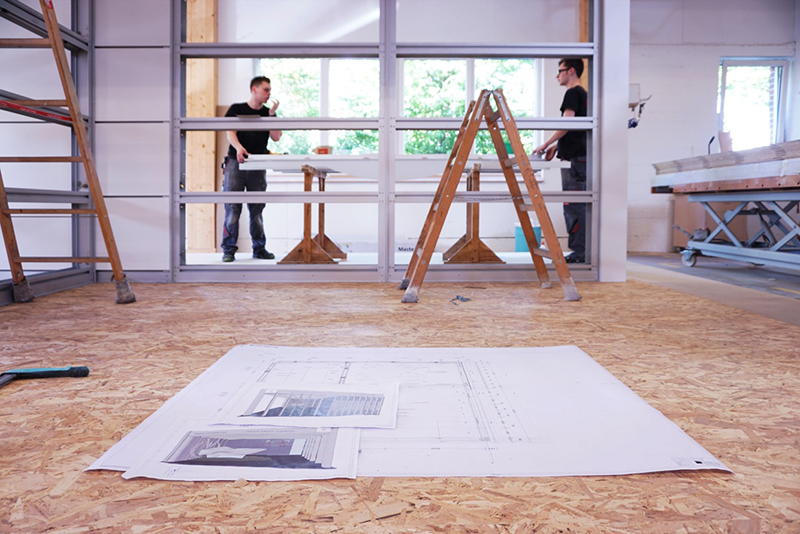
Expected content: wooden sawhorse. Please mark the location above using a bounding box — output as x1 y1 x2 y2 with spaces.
278 164 347 264
443 164 504 264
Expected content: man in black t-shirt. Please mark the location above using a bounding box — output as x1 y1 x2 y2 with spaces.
534 58 588 263
221 76 282 262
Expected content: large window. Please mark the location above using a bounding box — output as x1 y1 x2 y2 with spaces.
257 57 542 155
717 59 789 151
258 58 380 154
402 58 540 154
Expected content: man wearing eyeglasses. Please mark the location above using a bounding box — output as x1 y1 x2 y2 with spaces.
534 58 587 264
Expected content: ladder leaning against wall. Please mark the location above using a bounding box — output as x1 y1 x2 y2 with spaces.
0 0 134 304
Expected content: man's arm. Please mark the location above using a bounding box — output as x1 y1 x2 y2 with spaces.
269 99 282 142
533 109 576 160
227 131 249 163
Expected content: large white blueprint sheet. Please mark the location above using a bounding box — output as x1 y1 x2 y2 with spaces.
90 345 730 479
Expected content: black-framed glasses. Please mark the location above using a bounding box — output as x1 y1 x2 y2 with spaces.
557 68 569 74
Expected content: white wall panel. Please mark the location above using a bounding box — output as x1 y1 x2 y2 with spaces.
94 0 171 46
94 48 171 122
96 197 170 271
0 123 72 189
682 0 794 45
218 0 379 43
94 122 171 196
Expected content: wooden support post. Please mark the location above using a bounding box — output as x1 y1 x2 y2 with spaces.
278 165 336 264
443 164 504 264
312 175 347 259
185 0 218 253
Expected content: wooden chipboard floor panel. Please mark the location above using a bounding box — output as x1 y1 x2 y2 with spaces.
0 281 798 532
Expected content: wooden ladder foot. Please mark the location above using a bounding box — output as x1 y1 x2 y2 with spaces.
561 282 582 301
400 286 419 303
115 277 136 304
397 278 410 290
12 279 34 303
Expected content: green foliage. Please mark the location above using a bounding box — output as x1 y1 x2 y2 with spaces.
333 130 379 154
259 58 319 118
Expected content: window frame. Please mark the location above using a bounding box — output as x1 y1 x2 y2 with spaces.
718 57 790 148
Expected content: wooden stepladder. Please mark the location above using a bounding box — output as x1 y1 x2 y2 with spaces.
398 89 581 303
0 0 135 304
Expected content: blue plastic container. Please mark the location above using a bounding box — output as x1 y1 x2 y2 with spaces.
515 225 541 252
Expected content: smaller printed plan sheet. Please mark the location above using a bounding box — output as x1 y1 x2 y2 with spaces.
214 382 399 429
91 345 730 481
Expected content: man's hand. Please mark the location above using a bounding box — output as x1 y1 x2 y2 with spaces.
269 98 280 116
544 145 557 161
236 147 250 164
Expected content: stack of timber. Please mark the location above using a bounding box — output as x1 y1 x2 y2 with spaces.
652 140 800 193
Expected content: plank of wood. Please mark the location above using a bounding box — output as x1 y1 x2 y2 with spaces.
185 0 218 253
654 140 800 175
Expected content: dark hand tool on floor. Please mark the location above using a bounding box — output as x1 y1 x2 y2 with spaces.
0 366 90 390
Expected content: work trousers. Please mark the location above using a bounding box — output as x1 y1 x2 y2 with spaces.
560 158 587 260
221 158 267 254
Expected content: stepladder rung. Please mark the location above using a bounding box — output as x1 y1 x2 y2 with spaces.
3 208 97 215
8 99 68 107
0 156 82 163
531 248 552 259
15 256 110 263
0 38 51 48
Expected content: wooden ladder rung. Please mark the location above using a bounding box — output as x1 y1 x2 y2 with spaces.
0 156 82 163
0 38 51 48
518 204 535 211
3 208 96 215
531 248 552 259
15 257 110 263
10 99 69 107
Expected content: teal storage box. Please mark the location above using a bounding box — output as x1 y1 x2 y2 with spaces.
514 224 541 252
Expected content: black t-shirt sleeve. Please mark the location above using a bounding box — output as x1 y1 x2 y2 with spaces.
561 88 582 114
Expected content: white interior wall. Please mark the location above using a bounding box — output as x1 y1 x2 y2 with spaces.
85 0 172 274
628 0 796 253
787 2 800 141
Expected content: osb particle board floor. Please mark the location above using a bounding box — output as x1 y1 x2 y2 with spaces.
0 280 798 533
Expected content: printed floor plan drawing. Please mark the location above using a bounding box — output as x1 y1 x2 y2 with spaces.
91 345 730 481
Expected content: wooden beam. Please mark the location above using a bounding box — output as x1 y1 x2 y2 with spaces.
579 0 589 88
185 0 218 254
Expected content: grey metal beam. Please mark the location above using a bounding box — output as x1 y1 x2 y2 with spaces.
179 117 593 132
689 191 800 203
180 117 380 131
0 89 78 126
6 187 90 203
396 42 594 59
0 0 88 51
394 117 594 131
180 42 380 59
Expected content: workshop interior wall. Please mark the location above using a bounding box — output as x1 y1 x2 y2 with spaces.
627 0 796 253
